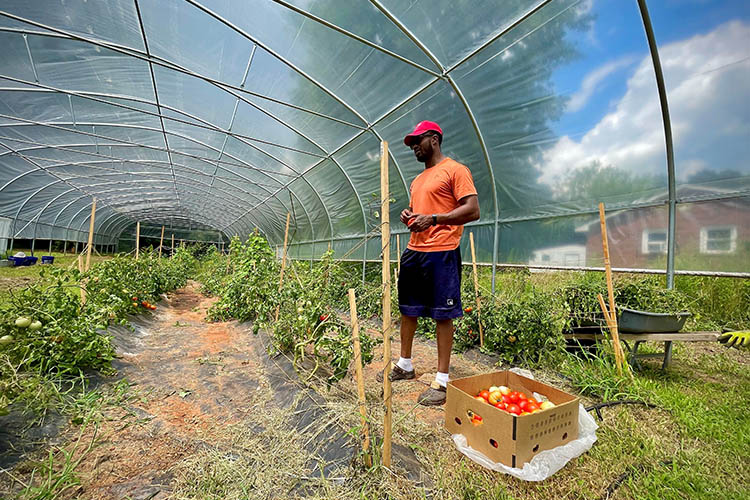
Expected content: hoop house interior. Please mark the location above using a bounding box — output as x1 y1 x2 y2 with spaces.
1 0 748 281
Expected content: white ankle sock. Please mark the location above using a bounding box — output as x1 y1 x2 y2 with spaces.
396 357 413 372
435 371 450 387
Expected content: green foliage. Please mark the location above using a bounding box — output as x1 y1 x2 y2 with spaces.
195 246 227 297
0 249 196 414
201 237 379 384
614 274 692 315
675 275 750 330
479 283 570 365
205 235 279 325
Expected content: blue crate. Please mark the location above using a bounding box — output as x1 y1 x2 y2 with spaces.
41 256 55 264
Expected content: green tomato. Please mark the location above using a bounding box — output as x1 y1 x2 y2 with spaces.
0 335 13 345
15 317 31 328
29 320 43 331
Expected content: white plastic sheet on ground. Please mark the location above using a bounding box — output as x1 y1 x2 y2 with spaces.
451 368 598 481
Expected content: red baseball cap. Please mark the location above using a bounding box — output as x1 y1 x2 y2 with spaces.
404 120 442 146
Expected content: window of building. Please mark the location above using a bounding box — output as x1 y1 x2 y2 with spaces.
700 225 736 254
642 229 667 254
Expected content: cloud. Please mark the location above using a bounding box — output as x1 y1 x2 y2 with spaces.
566 55 636 112
537 20 750 187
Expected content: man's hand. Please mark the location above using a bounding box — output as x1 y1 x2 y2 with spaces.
718 330 750 348
400 208 414 226
408 214 433 232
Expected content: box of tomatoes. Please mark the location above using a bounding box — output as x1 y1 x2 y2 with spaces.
445 370 579 468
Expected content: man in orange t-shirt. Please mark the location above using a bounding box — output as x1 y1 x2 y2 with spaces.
378 121 480 406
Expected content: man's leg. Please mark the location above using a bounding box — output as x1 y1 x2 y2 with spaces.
377 315 418 382
400 315 418 359
417 318 453 406
435 319 454 374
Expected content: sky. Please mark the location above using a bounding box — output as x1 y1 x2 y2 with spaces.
541 0 750 188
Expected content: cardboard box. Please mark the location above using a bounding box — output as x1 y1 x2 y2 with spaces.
445 371 579 468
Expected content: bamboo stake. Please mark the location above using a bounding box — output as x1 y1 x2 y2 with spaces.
135 221 140 260
597 294 614 328
158 226 165 258
469 232 484 348
348 288 372 467
85 199 96 272
598 203 625 376
78 255 86 305
380 140 392 468
275 212 291 322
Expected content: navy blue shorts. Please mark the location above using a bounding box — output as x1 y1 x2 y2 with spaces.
398 247 463 320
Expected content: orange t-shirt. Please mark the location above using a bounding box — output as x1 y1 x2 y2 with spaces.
407 157 478 252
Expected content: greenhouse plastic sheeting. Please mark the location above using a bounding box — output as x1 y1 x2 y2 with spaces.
0 1 748 275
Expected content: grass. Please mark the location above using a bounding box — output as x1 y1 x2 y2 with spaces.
0 250 112 301
557 344 749 499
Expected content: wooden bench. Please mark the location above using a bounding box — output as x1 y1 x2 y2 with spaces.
563 331 720 369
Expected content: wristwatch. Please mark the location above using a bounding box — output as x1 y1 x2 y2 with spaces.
431 214 437 226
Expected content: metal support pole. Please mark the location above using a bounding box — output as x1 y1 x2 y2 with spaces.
638 0 677 367
637 0 676 290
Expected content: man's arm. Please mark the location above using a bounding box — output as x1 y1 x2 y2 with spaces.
408 195 479 232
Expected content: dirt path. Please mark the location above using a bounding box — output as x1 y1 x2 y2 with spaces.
57 282 496 498
66 282 267 498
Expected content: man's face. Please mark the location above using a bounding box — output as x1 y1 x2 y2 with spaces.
411 133 436 163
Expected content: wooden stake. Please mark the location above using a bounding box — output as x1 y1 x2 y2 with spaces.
348 288 372 467
597 294 614 327
135 221 140 260
380 141 392 468
171 233 175 255
78 255 86 305
158 226 165 258
469 232 484 348
598 203 626 376
274 212 291 322
85 199 96 272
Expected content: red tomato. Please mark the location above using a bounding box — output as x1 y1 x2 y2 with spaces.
506 404 521 415
501 394 512 404
494 402 506 410
478 390 490 401
319 314 329 322
527 397 538 406
526 402 540 412
518 392 528 401
508 392 520 404
518 400 529 411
